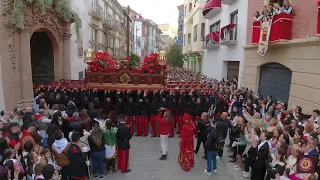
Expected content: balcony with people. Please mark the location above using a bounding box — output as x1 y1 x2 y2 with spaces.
251 0 293 44
203 0 222 19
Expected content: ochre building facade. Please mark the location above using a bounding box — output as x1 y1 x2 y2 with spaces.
242 0 320 113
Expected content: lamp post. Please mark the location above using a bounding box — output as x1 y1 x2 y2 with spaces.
84 48 94 65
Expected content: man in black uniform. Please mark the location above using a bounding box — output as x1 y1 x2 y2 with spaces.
125 92 135 135
150 91 160 137
116 114 132 173
142 91 150 136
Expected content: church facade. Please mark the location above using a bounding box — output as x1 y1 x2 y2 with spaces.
0 0 75 110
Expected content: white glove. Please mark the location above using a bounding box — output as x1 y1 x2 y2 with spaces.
232 141 237 147
82 147 89 153
85 161 90 166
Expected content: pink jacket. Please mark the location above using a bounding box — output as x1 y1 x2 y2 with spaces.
288 174 302 180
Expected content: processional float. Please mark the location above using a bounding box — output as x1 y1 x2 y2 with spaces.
37 49 213 92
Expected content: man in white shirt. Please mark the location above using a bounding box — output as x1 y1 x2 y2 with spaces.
312 109 320 123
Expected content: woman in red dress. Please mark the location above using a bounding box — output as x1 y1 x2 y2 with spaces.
178 113 196 171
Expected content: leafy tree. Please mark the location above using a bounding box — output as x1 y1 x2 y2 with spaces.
167 44 184 68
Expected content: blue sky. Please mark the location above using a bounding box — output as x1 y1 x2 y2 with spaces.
118 0 184 27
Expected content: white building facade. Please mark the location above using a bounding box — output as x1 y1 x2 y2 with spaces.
69 0 131 80
202 0 248 85
133 21 143 57
182 0 206 73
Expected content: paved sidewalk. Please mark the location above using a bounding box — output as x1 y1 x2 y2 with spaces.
100 135 242 180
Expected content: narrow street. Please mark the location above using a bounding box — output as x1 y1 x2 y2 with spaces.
106 135 240 180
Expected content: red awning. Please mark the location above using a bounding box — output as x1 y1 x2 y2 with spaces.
203 0 222 16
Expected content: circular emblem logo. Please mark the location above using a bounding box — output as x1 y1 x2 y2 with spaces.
299 158 312 172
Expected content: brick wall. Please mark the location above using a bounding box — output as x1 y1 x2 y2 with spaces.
246 0 318 44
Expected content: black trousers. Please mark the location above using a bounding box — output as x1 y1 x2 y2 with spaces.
106 158 116 172
60 165 70 180
244 162 250 172
195 137 207 153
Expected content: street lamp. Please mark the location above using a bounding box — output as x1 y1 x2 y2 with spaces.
84 48 94 65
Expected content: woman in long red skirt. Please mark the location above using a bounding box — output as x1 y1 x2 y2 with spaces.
178 113 196 171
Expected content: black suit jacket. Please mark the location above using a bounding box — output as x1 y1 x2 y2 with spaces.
116 123 132 150
254 141 270 168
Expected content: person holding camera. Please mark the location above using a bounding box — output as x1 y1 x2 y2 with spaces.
204 118 224 175
194 112 209 159
156 107 171 160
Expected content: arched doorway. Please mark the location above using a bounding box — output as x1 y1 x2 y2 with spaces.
258 63 292 103
30 32 54 84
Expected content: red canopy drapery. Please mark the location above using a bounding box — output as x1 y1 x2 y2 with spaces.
220 24 236 40
205 31 220 45
251 14 292 44
252 21 261 44
269 14 293 42
317 0 320 35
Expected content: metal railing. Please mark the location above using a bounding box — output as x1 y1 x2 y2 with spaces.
103 13 112 29
203 39 219 47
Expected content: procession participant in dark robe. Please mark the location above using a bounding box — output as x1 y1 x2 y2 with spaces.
115 91 125 116
70 88 81 109
159 90 168 109
125 91 135 135
203 96 211 113
176 97 186 134
150 91 160 137
80 89 90 110
62 89 71 107
53 90 63 106
90 89 100 109
167 94 177 138
116 115 132 173
45 88 55 108
142 91 150 137
194 97 204 135
178 113 196 171
134 91 143 136
103 92 113 117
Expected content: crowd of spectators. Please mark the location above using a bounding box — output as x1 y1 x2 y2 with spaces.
0 65 319 180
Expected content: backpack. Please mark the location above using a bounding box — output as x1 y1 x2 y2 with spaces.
213 129 225 151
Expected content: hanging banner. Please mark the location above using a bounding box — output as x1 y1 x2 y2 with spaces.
258 20 272 57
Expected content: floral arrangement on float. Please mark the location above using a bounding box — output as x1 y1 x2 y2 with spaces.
118 53 143 73
87 51 118 72
141 52 168 74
